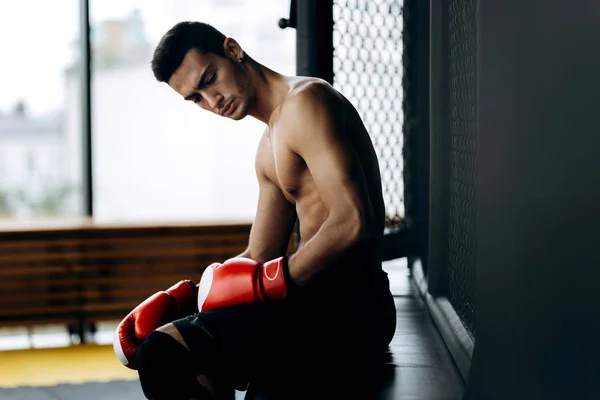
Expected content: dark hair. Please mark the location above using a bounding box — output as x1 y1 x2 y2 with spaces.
151 21 228 83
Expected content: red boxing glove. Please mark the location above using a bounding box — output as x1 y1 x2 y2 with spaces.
113 280 198 370
197 257 290 312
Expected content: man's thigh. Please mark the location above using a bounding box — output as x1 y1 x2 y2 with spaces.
171 302 294 379
170 302 341 375
170 287 395 381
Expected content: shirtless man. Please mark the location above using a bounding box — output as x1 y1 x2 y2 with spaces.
113 21 397 399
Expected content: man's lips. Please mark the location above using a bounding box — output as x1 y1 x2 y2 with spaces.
221 100 234 116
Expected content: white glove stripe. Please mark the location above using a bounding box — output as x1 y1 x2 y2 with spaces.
197 266 214 312
113 329 130 366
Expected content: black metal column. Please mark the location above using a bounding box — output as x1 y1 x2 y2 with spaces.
80 0 93 217
295 0 334 83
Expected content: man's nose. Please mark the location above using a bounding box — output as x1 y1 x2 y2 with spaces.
203 90 223 111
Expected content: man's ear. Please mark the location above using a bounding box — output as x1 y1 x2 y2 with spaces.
223 37 245 62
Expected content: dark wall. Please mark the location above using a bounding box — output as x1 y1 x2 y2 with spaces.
465 0 600 398
444 0 478 339
429 0 478 338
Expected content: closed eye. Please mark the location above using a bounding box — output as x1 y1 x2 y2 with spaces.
185 71 215 103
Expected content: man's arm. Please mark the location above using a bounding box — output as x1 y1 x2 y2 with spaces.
237 133 297 262
281 85 377 286
196 103 375 309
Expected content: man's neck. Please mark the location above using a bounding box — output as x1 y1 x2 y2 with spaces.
246 61 290 124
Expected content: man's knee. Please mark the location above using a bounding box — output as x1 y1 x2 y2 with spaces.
137 330 206 399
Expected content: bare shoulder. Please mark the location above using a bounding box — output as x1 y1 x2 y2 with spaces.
282 78 341 118
273 78 345 146
289 77 339 100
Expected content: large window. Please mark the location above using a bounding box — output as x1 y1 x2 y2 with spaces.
0 1 294 225
0 1 84 221
89 0 296 223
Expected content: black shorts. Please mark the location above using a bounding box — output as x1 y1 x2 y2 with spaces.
172 269 397 388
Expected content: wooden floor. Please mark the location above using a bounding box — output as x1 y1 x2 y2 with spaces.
0 259 464 399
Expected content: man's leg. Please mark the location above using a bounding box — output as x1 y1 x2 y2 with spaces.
135 303 278 400
156 323 236 399
245 275 398 399
136 329 210 399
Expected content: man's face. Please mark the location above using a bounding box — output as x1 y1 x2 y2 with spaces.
168 48 252 120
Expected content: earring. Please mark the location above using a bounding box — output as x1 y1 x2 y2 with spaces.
239 54 246 63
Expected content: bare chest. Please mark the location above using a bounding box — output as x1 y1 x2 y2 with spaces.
265 136 308 204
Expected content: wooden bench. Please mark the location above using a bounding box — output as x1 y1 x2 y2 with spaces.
0 220 296 340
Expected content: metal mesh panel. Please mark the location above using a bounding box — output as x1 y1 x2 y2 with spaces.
445 0 478 338
332 0 405 230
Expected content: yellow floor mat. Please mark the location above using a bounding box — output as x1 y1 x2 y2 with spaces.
0 344 138 388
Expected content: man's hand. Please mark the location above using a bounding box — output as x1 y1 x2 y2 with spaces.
113 280 198 370
197 257 291 312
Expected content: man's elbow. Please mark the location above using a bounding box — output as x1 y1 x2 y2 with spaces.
339 210 371 247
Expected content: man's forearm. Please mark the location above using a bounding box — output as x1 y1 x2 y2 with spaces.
286 216 364 286
236 248 251 259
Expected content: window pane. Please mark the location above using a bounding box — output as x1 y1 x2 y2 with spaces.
0 1 83 221
90 1 296 223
